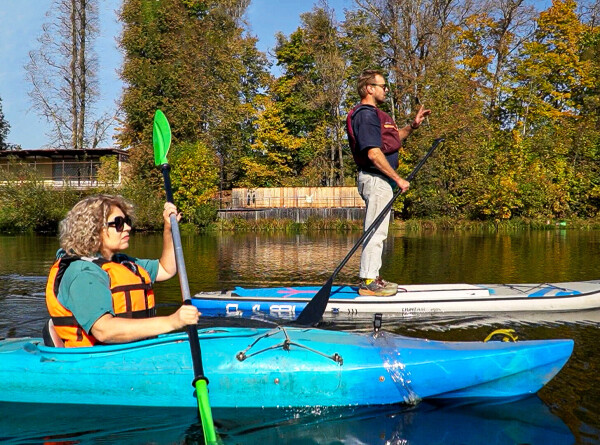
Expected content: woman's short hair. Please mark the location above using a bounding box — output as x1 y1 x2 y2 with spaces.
357 69 384 98
59 195 134 257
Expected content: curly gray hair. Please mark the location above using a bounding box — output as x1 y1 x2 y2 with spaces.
59 195 134 256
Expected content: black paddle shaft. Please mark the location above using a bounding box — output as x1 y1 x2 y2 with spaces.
295 138 444 326
161 165 175 203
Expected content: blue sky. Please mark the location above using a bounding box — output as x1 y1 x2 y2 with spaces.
0 0 352 149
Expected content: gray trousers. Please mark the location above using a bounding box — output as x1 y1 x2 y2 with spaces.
357 170 394 279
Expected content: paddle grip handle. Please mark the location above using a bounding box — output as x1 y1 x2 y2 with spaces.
187 323 206 378
170 214 191 301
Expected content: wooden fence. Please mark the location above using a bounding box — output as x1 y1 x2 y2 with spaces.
229 187 365 209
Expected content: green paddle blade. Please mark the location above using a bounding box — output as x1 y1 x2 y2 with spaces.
153 109 172 166
196 379 218 444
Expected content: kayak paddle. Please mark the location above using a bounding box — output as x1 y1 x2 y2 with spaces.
295 137 445 326
153 110 218 444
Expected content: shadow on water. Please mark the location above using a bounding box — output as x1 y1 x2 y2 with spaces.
0 396 574 445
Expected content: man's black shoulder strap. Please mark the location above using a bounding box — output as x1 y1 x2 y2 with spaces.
350 104 375 122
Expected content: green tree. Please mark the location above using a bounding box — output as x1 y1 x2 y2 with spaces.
497 0 600 218
273 5 349 186
96 155 119 186
0 162 81 233
302 6 348 185
170 141 219 227
118 0 269 191
506 0 594 130
238 95 304 187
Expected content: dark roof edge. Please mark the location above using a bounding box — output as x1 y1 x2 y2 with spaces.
0 147 129 157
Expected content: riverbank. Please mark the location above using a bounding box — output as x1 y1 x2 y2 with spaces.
398 217 600 232
3 213 600 235
213 215 600 233
2 183 600 234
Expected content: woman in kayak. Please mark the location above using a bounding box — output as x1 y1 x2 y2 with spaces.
45 194 199 347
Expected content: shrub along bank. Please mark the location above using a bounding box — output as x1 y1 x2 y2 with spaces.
0 181 166 234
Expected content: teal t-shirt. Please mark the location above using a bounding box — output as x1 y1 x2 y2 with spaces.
57 253 159 333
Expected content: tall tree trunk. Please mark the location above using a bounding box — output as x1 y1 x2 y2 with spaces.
335 106 344 185
71 0 79 149
78 0 87 150
26 0 108 150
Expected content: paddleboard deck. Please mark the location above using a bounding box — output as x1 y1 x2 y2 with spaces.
192 280 600 318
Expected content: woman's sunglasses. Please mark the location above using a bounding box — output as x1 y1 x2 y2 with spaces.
106 215 132 232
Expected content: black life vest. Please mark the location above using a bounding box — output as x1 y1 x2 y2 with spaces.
346 104 403 169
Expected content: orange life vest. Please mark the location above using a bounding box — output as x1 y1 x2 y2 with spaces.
45 255 156 347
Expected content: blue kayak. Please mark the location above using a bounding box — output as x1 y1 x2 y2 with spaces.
0 327 573 408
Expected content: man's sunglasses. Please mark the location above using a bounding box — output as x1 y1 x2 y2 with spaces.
106 215 132 232
369 83 388 90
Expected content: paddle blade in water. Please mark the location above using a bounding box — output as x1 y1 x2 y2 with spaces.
195 379 217 444
295 278 333 325
153 110 171 166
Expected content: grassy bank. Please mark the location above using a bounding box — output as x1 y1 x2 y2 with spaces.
210 215 600 233
396 217 600 232
214 216 364 232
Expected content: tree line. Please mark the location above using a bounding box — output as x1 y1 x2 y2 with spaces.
2 0 600 228
118 0 600 223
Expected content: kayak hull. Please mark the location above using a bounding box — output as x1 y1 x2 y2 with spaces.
192 280 600 318
0 327 573 408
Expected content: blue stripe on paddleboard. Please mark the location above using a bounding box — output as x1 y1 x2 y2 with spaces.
233 286 360 299
528 288 554 297
528 288 581 297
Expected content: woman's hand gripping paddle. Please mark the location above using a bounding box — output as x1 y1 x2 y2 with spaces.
153 110 218 444
295 138 445 326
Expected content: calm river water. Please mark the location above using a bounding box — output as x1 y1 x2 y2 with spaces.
1 229 599 444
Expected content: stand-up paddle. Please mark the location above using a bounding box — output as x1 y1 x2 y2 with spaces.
295 138 445 326
153 110 218 444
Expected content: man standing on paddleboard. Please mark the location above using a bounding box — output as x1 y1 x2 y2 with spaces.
346 69 431 296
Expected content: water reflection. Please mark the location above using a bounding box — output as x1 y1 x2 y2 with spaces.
0 396 573 445
181 230 600 293
216 232 363 286
389 230 600 285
